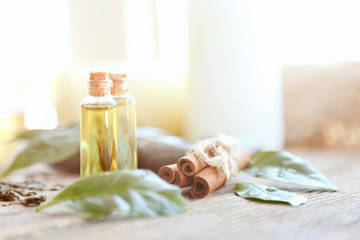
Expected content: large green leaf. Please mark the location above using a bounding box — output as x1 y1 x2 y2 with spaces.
235 182 307 207
15 129 47 140
245 151 337 191
1 127 80 177
37 170 189 217
15 125 78 140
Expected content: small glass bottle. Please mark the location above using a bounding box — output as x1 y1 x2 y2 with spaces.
80 72 118 177
109 73 137 170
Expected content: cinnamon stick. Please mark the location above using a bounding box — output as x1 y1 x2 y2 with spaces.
174 169 193 188
158 164 193 187
191 166 223 198
190 149 251 198
158 164 177 183
177 152 205 176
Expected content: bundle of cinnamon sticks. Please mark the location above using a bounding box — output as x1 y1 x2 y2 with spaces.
158 146 252 198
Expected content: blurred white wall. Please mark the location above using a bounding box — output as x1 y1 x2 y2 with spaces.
0 0 69 129
2 0 360 147
185 0 283 149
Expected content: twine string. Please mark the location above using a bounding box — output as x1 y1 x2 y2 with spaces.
188 134 242 182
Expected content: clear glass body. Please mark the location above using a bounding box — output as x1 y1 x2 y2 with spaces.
112 90 137 170
80 94 118 177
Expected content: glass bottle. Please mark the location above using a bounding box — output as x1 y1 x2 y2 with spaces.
109 73 137 170
80 72 118 177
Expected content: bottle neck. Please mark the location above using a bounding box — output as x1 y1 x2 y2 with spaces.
88 87 111 96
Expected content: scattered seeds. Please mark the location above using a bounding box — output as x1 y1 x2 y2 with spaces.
1 181 47 206
12 191 46 206
0 191 16 201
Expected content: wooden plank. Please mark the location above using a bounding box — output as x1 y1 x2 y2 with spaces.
1 149 360 240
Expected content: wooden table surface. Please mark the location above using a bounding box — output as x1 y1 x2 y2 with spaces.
1 149 360 240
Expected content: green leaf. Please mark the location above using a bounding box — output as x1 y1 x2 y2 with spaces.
37 170 189 217
235 182 307 207
15 129 47 140
244 151 337 191
1 127 80 177
15 125 78 140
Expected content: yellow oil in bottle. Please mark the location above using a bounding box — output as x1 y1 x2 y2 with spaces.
114 98 137 170
80 104 117 177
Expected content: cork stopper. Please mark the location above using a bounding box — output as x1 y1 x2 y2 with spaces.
90 72 107 80
88 72 112 96
109 73 129 96
109 73 127 79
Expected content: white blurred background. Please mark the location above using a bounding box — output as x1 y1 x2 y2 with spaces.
1 0 360 150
